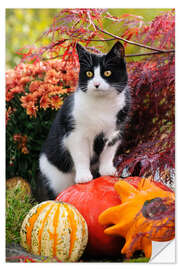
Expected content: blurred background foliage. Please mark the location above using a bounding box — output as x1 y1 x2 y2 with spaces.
6 8 170 68
6 9 59 68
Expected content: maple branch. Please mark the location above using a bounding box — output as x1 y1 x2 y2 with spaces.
95 25 171 53
77 37 116 42
125 49 175 57
42 48 175 61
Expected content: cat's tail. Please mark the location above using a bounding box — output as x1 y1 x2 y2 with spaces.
33 171 56 202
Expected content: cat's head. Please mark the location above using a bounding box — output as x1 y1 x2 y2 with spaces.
76 41 128 96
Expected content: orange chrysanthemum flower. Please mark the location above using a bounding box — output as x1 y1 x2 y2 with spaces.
13 134 29 154
49 95 63 110
6 107 12 125
6 91 15 102
6 69 16 87
21 94 35 109
19 76 32 86
44 69 60 85
26 102 38 117
21 146 29 154
29 80 43 92
40 95 50 110
10 85 24 95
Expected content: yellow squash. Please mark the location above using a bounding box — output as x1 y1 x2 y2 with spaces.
20 201 88 262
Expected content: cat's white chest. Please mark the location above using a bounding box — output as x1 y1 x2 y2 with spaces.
73 90 125 137
84 100 116 133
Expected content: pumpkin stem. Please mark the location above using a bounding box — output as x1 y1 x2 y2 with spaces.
114 181 138 202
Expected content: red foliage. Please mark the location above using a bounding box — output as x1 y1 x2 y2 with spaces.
116 53 175 185
121 9 175 50
139 11 175 49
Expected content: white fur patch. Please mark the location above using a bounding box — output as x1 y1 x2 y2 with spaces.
99 140 119 176
73 86 126 142
39 154 75 195
63 131 93 183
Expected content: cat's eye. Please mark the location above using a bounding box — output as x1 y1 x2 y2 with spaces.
104 70 112 77
86 71 93 78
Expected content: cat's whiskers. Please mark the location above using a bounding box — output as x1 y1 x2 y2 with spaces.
112 82 128 93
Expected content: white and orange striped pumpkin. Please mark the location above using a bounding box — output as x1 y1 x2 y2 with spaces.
20 201 88 262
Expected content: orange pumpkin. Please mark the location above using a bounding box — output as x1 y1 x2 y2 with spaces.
20 201 88 262
99 178 175 258
56 176 174 257
56 176 123 257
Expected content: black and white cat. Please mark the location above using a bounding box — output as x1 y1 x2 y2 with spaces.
36 41 131 201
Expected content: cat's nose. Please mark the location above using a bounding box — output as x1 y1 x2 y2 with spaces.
94 82 100 88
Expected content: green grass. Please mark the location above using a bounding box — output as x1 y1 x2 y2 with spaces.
125 257 149 263
6 186 37 244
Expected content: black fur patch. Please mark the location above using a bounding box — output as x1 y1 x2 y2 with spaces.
35 171 56 202
116 88 131 126
41 94 75 173
93 132 106 155
116 103 129 124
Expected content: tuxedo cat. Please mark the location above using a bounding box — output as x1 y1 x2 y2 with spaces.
36 41 131 201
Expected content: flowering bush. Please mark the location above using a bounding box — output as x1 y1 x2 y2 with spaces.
6 9 175 192
6 59 79 187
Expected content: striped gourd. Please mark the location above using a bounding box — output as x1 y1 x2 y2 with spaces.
20 201 88 262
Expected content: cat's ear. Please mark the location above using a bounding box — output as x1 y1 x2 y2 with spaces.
106 41 125 60
76 43 86 56
76 43 92 67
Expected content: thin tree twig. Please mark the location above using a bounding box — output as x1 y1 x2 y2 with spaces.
42 48 175 61
94 25 173 53
77 37 116 42
125 50 175 57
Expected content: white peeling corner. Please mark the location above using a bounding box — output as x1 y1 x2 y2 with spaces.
150 239 175 263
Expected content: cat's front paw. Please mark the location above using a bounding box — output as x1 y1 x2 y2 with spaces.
99 164 117 176
75 170 93 184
